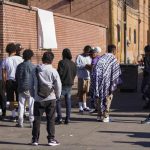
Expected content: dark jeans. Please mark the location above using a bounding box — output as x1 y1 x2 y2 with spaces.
6 80 18 102
56 86 72 120
32 100 56 141
0 94 6 116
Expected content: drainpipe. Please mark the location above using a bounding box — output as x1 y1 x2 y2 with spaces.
109 0 115 45
123 0 127 64
138 13 141 59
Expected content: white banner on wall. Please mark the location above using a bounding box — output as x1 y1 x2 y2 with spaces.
38 9 57 49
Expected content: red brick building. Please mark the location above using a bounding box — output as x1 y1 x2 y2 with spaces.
0 1 107 67
29 0 150 63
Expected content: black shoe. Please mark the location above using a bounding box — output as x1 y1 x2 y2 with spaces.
16 123 23 128
141 117 150 124
10 117 17 122
142 104 150 110
83 107 90 112
0 115 6 121
55 118 63 125
64 119 70 125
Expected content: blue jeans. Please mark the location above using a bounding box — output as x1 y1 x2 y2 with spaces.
56 86 72 120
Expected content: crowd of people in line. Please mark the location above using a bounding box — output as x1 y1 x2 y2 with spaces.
0 42 150 146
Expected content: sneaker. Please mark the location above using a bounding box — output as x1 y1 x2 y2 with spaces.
55 118 63 125
64 119 70 125
11 117 17 123
30 122 33 128
83 107 90 112
0 115 6 121
102 116 110 123
16 123 23 128
79 109 84 113
90 109 97 113
141 117 150 124
48 139 60 146
31 139 38 146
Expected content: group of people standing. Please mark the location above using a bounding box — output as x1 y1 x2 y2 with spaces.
0 42 122 146
75 45 121 122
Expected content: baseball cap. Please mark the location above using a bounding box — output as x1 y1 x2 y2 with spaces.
90 46 102 53
94 47 102 53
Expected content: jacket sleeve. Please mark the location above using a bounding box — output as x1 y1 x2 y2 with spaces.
57 61 64 79
53 71 62 99
15 65 20 86
73 63 77 79
75 55 86 69
30 67 37 98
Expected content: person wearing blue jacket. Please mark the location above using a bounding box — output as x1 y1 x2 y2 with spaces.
15 49 35 128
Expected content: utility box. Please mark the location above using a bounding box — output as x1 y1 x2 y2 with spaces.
120 64 138 92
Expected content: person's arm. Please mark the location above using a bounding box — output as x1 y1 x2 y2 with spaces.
75 55 86 69
57 61 64 79
15 65 20 87
73 63 77 78
31 67 36 98
53 71 62 99
2 59 7 92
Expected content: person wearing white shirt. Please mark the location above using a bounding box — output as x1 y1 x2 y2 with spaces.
75 45 92 112
2 43 23 122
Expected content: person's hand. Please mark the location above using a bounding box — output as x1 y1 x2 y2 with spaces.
85 64 91 70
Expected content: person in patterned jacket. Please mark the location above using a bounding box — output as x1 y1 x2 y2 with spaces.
90 45 121 122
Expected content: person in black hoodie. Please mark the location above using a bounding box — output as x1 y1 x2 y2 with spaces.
141 45 150 109
141 45 150 124
56 48 76 124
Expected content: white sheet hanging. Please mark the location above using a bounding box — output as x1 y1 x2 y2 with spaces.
38 9 57 49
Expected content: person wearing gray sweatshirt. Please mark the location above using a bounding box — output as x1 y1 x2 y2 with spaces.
31 51 62 146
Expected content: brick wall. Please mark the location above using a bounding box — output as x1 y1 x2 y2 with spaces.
54 13 107 64
0 1 107 67
2 2 38 59
0 4 3 59
30 0 110 27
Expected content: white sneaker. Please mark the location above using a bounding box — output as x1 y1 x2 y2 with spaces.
31 139 38 146
48 139 60 146
102 116 110 123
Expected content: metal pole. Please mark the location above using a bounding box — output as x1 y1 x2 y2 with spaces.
124 0 127 64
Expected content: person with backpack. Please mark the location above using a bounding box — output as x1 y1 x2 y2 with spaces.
56 48 76 124
15 49 35 128
31 51 62 146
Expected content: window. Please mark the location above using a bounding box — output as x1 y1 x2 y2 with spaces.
134 29 136 44
8 0 28 5
117 24 121 42
129 28 131 42
147 30 150 44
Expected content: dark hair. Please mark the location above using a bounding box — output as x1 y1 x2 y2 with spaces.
16 43 23 56
144 45 150 53
23 49 34 60
62 48 72 60
42 51 54 64
83 45 92 53
6 43 16 54
108 44 116 53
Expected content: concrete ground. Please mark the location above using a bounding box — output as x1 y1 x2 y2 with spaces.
0 73 150 150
